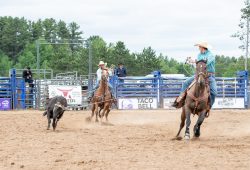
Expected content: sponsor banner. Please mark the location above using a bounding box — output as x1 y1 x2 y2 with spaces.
213 97 245 109
163 97 245 109
118 97 157 109
0 98 11 110
48 85 82 105
163 98 176 109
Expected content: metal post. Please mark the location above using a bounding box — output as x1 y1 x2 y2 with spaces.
88 41 93 92
245 0 250 108
246 0 250 71
36 40 40 79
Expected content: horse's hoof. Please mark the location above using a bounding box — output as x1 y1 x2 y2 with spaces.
193 126 200 137
194 133 200 138
184 133 190 140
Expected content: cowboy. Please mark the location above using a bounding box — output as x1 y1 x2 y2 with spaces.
172 41 217 109
87 61 116 101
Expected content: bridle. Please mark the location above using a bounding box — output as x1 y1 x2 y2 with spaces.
187 60 209 112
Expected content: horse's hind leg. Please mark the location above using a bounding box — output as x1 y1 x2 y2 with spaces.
99 108 103 118
193 111 206 137
105 108 110 122
89 105 95 121
100 108 106 123
95 105 99 122
176 108 186 138
184 110 191 140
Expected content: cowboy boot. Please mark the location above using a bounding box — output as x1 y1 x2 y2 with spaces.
172 91 187 108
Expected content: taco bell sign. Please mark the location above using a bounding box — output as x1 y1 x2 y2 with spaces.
0 98 11 110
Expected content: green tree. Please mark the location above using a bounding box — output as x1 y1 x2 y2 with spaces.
136 47 161 75
232 0 250 50
0 16 31 63
0 51 12 76
30 19 43 41
57 20 70 40
42 18 57 43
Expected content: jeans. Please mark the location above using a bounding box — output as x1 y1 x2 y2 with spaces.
181 75 217 107
88 81 115 98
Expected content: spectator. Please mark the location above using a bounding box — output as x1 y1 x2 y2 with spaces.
23 66 34 108
115 63 127 77
115 63 127 84
22 66 33 83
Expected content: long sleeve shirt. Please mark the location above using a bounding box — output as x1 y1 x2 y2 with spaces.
96 68 112 82
197 50 215 73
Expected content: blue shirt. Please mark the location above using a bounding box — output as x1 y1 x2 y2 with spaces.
116 67 127 77
197 50 215 73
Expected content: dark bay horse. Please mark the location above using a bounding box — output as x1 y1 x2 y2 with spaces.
89 69 113 123
175 60 210 140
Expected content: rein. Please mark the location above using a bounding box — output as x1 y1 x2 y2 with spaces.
187 69 209 112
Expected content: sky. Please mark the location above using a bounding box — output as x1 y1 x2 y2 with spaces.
0 0 246 61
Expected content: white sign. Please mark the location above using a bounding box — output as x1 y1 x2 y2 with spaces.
213 97 245 109
48 85 82 105
162 97 245 109
163 98 176 109
118 97 157 110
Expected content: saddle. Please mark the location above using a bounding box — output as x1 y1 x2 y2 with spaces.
172 80 211 112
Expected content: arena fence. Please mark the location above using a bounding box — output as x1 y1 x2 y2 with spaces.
0 69 248 110
114 71 248 109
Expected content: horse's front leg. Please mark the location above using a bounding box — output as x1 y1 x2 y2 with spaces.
184 109 191 140
193 111 206 137
95 104 99 122
100 107 106 123
176 107 186 139
90 104 95 121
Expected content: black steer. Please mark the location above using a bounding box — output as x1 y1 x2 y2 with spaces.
43 96 67 131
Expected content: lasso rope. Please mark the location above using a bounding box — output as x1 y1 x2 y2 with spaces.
183 57 195 76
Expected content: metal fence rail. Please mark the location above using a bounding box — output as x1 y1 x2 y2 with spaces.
115 73 248 108
116 77 159 98
1 69 249 110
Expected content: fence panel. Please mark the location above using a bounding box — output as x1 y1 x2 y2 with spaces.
0 77 12 110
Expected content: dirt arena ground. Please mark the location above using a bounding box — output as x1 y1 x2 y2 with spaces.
0 109 250 170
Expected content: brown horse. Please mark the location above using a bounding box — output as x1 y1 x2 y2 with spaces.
89 69 113 123
175 60 210 140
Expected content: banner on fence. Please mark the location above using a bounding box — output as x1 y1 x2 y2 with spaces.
163 98 176 109
213 97 245 109
0 98 11 110
163 97 245 109
118 97 157 109
48 85 82 105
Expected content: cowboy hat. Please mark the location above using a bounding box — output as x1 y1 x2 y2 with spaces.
98 61 105 66
194 41 212 49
